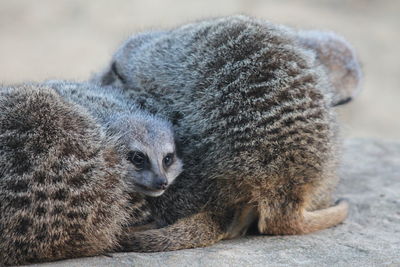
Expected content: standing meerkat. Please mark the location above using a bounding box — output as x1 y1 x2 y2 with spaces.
94 15 362 251
0 81 182 265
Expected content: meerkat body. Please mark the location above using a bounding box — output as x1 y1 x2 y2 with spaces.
95 15 361 251
0 82 182 265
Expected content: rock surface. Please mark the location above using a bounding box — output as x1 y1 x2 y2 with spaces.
29 139 400 266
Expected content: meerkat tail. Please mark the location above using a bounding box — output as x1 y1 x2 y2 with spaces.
258 199 349 235
300 199 349 234
118 212 227 252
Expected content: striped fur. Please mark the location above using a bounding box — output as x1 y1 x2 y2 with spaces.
95 15 360 251
0 82 179 265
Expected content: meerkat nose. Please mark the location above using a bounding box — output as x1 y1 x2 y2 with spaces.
154 177 168 190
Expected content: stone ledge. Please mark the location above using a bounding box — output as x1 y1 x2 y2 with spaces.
29 139 400 266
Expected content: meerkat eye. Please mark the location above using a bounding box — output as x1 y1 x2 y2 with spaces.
127 151 147 170
163 153 174 168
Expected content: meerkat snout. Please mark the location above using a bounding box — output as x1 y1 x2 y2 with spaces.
154 176 168 190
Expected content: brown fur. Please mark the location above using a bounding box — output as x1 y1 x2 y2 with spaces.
94 15 361 251
0 82 178 265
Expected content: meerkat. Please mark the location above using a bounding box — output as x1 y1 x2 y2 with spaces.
0 81 182 265
94 15 362 251
50 81 183 197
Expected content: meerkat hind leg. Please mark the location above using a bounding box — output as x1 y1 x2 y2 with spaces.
124 221 159 233
225 205 258 239
118 211 228 252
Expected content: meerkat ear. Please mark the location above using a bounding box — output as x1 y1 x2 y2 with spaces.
98 66 116 85
91 61 127 87
92 31 164 87
90 63 116 86
297 31 362 106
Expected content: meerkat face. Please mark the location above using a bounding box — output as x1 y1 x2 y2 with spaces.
108 112 183 197
126 142 183 197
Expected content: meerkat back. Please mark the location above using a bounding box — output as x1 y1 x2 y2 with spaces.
94 15 361 249
0 83 133 265
0 81 183 264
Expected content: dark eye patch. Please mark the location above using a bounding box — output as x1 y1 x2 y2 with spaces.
127 151 149 170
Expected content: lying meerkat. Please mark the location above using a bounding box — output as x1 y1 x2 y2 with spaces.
51 81 183 197
0 81 182 265
94 15 361 251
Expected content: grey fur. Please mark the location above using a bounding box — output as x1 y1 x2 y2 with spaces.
297 30 363 106
94 15 361 251
49 81 183 196
0 81 181 265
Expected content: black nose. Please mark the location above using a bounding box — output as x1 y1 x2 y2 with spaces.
154 177 168 190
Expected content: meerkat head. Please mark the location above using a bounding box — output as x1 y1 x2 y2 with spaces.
297 30 363 106
107 110 183 197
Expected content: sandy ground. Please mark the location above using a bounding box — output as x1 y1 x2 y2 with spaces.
0 0 399 140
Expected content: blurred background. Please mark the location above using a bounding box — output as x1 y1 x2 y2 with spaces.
0 0 398 140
